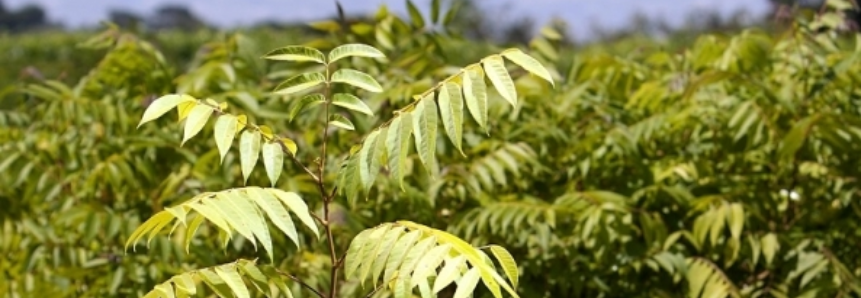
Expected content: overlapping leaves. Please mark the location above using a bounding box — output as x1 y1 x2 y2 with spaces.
142 259 295 298
344 221 520 298
125 187 319 260
337 48 554 202
137 94 297 185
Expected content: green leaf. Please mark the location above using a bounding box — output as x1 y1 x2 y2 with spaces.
406 0 425 29
263 46 326 63
332 93 374 116
345 229 373 279
290 93 325 121
431 0 441 23
199 268 234 298
267 189 319 238
262 141 284 187
330 114 356 131
383 230 422 283
240 129 262 184
224 190 273 260
453 267 481 298
439 81 464 154
779 114 821 160
762 233 779 266
274 73 325 95
214 265 250 298
247 188 300 248
386 113 413 190
502 48 555 86
489 245 519 288
727 204 744 240
331 69 383 93
182 104 214 146
463 66 488 132
280 138 298 156
483 56 517 107
211 192 257 248
329 44 386 63
370 227 405 286
433 256 465 293
139 94 196 128
411 243 451 286
359 129 381 192
214 114 239 163
412 94 439 174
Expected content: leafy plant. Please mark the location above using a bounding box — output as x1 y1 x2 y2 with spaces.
128 36 553 297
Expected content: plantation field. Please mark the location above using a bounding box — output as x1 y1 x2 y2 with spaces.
2 1 861 298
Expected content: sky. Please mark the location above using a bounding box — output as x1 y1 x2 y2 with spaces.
5 0 773 39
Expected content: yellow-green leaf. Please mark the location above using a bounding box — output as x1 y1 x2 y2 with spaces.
139 94 196 128
182 104 214 146
247 188 300 248
433 256 465 293
280 138 298 156
329 114 355 131
329 43 386 63
453 267 481 298
762 233 779 266
214 265 250 298
213 114 238 163
290 94 325 121
386 113 413 190
358 129 381 192
333 93 374 116
383 230 422 283
274 73 325 95
267 189 319 238
502 48 555 86
262 141 284 187
439 81 464 154
345 229 373 279
240 130 262 183
411 243 451 286
412 94 438 174
331 69 383 93
406 0 425 29
264 46 326 64
463 66 488 131
482 56 517 107
489 245 519 288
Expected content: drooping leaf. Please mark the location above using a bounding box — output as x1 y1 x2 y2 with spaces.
268 189 320 238
240 129 262 183
331 69 383 93
502 48 555 86
330 114 356 130
386 113 413 190
274 73 325 95
453 267 481 298
214 264 251 298
181 104 214 145
263 46 326 63
332 93 374 116
139 94 196 127
358 129 381 191
412 94 438 174
262 141 284 186
289 93 326 121
489 245 519 288
328 44 386 63
439 81 464 153
246 187 300 248
406 0 425 29
213 114 239 163
463 65 488 131
482 56 517 106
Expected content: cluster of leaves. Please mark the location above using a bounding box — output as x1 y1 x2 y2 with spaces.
4 0 861 297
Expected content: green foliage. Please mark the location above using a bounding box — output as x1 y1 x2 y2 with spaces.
4 1 861 298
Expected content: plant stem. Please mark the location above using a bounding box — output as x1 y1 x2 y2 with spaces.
320 62 340 298
275 269 325 298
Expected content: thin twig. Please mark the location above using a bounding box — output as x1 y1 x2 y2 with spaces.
275 269 325 298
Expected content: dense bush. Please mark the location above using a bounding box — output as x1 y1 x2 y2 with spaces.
2 0 861 297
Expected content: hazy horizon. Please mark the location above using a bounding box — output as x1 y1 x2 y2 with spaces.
4 0 773 39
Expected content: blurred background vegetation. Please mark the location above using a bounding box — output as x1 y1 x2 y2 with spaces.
2 0 861 297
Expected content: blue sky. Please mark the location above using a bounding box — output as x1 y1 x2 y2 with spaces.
6 0 772 39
